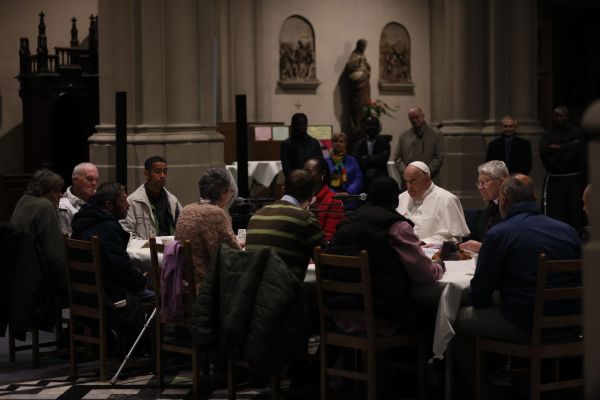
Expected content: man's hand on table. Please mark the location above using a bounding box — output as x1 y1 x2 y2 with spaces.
459 240 481 253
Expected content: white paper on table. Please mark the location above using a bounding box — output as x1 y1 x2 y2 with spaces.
128 238 147 249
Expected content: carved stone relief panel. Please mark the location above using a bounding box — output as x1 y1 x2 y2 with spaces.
278 15 320 90
379 22 414 93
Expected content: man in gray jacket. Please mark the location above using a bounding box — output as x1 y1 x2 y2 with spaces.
121 156 182 240
394 107 445 188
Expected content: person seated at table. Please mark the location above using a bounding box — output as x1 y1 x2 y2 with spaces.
459 160 509 254
246 169 326 282
280 113 323 178
72 182 154 354
11 169 67 307
453 174 581 386
174 168 242 293
121 156 182 241
397 161 469 245
326 132 363 200
353 116 390 192
304 157 345 242
58 162 99 236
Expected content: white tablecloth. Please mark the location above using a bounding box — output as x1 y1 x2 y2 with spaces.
227 161 283 189
412 258 475 360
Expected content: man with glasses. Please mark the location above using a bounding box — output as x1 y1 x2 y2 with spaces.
460 160 509 253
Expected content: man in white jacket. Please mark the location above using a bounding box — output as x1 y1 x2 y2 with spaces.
121 156 181 240
396 161 469 245
58 162 99 236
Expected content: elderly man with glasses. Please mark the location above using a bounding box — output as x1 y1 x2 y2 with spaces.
460 160 509 254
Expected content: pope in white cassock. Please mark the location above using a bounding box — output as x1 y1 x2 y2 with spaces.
396 161 470 244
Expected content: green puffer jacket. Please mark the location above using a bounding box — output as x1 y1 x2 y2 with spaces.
190 244 309 377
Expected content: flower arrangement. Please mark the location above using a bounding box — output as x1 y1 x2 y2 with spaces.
362 99 398 120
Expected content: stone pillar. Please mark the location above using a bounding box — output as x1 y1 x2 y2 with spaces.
217 0 257 122
485 0 543 187
430 0 486 208
91 0 224 206
582 101 600 399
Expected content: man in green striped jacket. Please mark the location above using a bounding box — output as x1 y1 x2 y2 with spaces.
246 169 326 281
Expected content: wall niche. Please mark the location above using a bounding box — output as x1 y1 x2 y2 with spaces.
378 22 414 94
278 15 320 90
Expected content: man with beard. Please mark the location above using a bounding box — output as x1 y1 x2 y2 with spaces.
280 113 323 177
72 182 153 354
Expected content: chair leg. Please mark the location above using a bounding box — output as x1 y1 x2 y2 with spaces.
32 329 40 369
270 370 280 400
321 343 328 400
99 323 107 381
367 349 376 400
475 337 482 400
227 353 236 400
531 356 541 400
155 323 163 386
191 346 199 395
8 328 16 362
69 317 76 378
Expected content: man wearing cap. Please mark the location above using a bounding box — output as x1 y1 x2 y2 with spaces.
397 161 469 244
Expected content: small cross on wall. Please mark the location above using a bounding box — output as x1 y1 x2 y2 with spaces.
294 100 302 110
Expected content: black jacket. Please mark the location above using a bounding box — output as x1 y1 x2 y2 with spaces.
327 204 415 329
353 135 390 191
280 134 323 177
0 223 57 339
191 244 308 377
486 135 532 175
71 203 146 303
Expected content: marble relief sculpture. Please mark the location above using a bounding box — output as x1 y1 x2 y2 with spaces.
278 15 320 90
379 22 414 93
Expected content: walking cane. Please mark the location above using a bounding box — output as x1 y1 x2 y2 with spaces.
110 307 158 385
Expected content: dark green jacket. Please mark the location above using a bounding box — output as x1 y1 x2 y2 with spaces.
191 244 308 377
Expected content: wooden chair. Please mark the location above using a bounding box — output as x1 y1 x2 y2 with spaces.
64 236 108 381
313 247 426 400
475 254 583 400
149 237 203 394
8 312 67 368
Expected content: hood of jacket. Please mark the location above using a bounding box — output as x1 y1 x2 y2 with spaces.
72 203 119 232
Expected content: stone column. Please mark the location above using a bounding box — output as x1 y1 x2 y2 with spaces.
91 0 224 205
485 0 543 186
430 0 486 208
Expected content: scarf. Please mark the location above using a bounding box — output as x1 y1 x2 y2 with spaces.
329 150 348 189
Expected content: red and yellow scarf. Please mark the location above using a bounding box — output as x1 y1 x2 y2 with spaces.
329 150 348 189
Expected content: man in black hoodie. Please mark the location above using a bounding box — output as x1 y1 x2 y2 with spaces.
328 176 444 331
71 182 153 353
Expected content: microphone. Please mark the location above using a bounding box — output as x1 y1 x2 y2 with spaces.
332 193 367 201
234 197 275 205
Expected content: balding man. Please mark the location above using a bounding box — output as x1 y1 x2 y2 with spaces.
58 162 99 236
396 161 469 244
394 107 445 183
486 115 532 175
454 174 581 383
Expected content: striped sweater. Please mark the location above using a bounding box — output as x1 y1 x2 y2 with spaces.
246 200 324 281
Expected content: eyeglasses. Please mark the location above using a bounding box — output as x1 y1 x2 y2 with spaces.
475 178 500 188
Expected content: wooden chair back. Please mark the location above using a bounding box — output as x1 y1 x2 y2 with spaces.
148 237 201 394
313 246 425 400
532 253 583 345
475 254 583 400
64 236 108 381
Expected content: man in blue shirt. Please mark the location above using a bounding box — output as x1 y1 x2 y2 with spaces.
454 174 581 385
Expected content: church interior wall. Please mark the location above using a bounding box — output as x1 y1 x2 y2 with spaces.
251 0 430 150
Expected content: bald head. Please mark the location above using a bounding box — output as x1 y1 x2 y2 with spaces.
498 174 536 218
553 106 570 128
501 115 518 136
408 107 425 129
